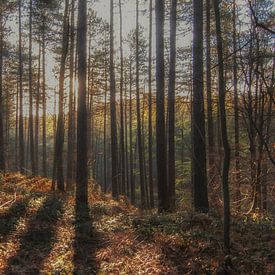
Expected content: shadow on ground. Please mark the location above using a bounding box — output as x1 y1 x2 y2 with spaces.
4 195 64 274
0 198 31 240
73 197 106 274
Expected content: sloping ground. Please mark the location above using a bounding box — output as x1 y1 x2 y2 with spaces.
0 173 274 274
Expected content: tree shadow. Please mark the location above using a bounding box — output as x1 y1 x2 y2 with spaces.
0 198 30 240
4 195 64 274
132 218 189 274
73 199 105 274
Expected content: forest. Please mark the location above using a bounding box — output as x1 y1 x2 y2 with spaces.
0 0 274 273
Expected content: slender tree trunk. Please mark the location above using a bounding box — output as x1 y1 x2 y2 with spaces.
136 0 146 209
35 42 41 175
76 0 88 205
19 0 25 174
192 0 208 212
28 0 35 175
233 0 241 200
67 0 75 191
87 32 93 179
167 0 177 210
42 25 47 177
103 54 108 193
214 0 231 250
148 0 154 209
206 0 215 181
110 0 119 199
142 87 149 206
0 13 5 172
155 0 168 212
54 0 69 191
129 62 135 204
119 0 126 195
124 75 129 197
15 77 19 169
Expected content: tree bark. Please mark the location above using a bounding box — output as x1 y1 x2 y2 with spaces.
19 0 25 174
214 0 231 250
76 0 88 205
54 0 69 191
129 62 135 204
109 0 119 199
35 42 41 175
0 12 5 172
136 0 146 209
233 0 241 200
155 0 168 212
167 0 177 210
67 0 75 191
206 0 215 181
28 0 35 175
42 23 47 177
119 0 126 195
192 0 208 213
148 0 154 208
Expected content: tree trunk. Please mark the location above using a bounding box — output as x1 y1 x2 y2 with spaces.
167 0 177 210
28 0 35 175
148 0 154 208
19 0 25 174
124 70 129 197
155 0 168 212
192 0 208 213
118 0 126 195
206 0 215 182
232 0 241 200
42 24 47 177
54 0 69 191
103 51 108 193
109 0 119 199
136 0 146 209
214 0 231 250
67 0 75 191
76 0 88 205
129 62 135 204
35 42 41 175
0 12 5 172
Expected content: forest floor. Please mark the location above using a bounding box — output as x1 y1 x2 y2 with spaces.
0 173 274 274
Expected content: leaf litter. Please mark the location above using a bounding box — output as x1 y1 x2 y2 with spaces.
0 173 274 274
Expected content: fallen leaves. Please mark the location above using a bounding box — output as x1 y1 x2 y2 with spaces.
0 173 274 274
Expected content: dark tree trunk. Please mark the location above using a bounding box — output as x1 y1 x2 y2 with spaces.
192 0 208 213
28 0 35 175
124 75 129 197
103 51 108 193
19 0 25 174
119 0 126 195
167 0 177 210
136 0 146 209
233 0 241 200
206 0 215 181
129 62 135 205
0 12 5 172
214 0 231 250
155 0 168 212
76 0 88 205
42 24 47 177
54 0 69 191
148 0 154 209
67 0 75 191
109 0 119 199
35 42 41 175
